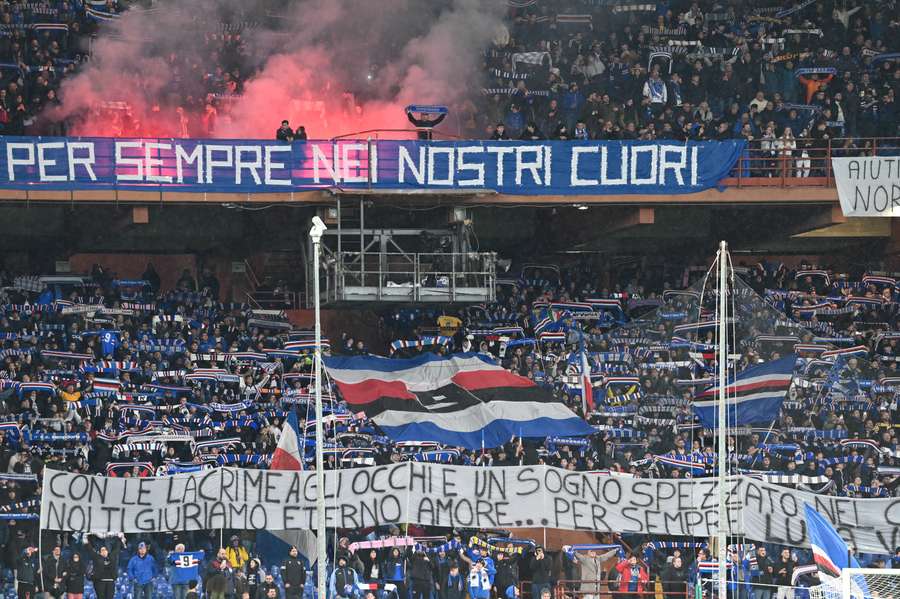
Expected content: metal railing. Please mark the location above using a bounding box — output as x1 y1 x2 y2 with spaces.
326 251 497 303
246 289 303 309
554 580 691 599
724 136 900 188
331 128 466 141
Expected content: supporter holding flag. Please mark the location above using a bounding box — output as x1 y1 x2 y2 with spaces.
579 345 594 414
168 543 205 599
693 356 795 428
127 542 158 599
271 411 303 470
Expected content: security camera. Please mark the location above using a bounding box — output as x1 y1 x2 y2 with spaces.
309 216 328 241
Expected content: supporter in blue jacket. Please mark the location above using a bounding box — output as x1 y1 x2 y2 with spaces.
127 542 158 599
382 547 407 599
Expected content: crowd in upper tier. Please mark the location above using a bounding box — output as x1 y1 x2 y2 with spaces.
0 0 897 145
481 0 899 152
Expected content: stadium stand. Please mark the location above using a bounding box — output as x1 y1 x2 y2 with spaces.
0 0 896 145
486 0 899 149
0 1 898 599
0 258 898 599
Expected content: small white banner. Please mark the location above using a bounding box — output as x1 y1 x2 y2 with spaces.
833 157 900 216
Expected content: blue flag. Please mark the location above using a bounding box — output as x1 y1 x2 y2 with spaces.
693 355 796 428
804 504 860 578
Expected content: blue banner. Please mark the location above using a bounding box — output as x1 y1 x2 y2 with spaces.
0 137 744 195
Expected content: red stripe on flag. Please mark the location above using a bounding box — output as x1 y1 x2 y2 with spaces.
812 551 840 577
335 380 417 404
270 449 303 471
451 370 536 390
696 378 790 398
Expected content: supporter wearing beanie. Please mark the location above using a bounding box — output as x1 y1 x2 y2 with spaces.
127 542 158 599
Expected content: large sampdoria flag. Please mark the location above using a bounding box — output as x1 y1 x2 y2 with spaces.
804 504 860 578
693 355 795 428
323 352 594 449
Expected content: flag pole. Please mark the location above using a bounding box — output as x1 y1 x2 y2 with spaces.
310 217 328 599
716 241 728 599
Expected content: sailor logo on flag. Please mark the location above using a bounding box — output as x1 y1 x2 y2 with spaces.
323 352 593 449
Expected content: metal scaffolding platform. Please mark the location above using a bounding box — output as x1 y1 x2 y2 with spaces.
304 194 495 306
323 251 496 304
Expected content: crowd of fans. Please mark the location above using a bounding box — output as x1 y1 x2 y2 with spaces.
0 0 898 598
482 0 900 163
0 0 898 149
0 256 897 599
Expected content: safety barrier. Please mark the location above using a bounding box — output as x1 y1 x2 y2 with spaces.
723 137 900 188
